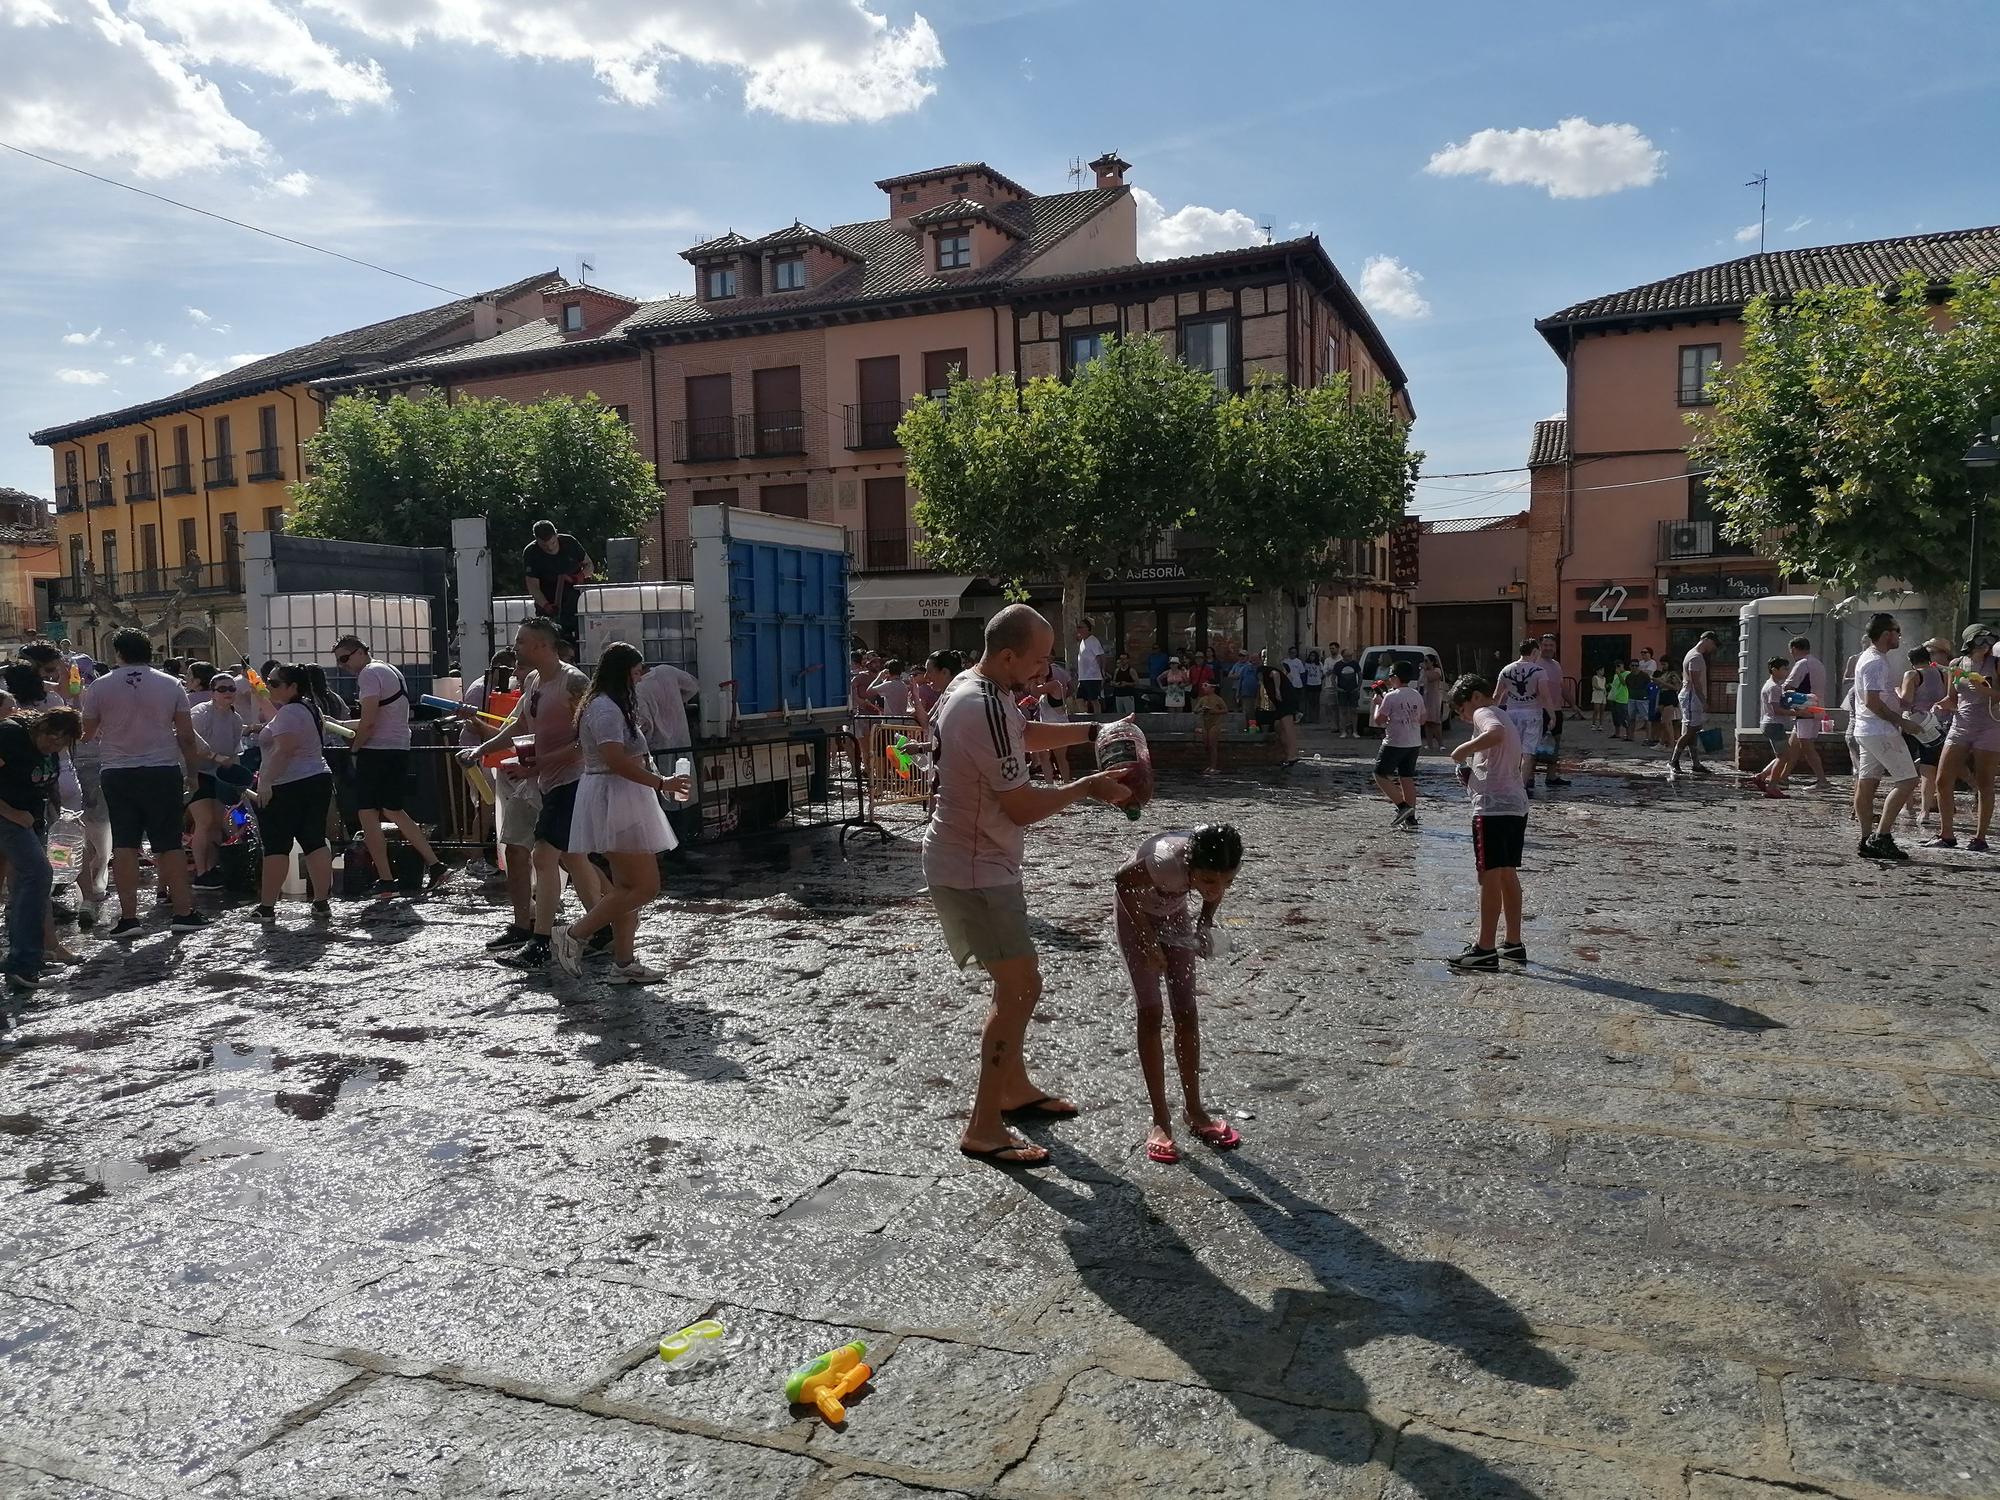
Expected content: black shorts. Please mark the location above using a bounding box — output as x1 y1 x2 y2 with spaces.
1473 814 1527 875
353 748 409 812
1374 743 1420 779
1075 679 1102 704
101 765 186 854
256 772 333 857
1904 733 1944 768
188 773 221 806
1552 711 1565 740
534 779 580 852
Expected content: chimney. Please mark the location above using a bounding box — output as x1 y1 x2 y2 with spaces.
1089 151 1131 189
470 295 498 340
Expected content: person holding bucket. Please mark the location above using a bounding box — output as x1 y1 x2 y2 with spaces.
1668 632 1720 780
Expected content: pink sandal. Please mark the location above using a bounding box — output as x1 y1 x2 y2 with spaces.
1192 1121 1243 1150
1145 1139 1181 1164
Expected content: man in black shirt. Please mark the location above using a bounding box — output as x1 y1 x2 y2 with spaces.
523 520 594 646
0 706 82 1002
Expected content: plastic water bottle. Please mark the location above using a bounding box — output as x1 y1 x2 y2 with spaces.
1094 722 1154 821
672 756 694 804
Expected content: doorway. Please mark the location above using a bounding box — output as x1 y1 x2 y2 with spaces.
1581 634 1631 705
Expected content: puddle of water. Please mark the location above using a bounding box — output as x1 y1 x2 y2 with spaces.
192 1043 410 1123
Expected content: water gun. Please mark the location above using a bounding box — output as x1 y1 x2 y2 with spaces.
1783 692 1830 718
66 661 82 697
659 1318 727 1367
1949 667 1990 691
785 1341 870 1424
887 733 914 779
420 693 512 726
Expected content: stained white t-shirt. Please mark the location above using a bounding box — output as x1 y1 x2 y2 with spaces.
633 664 699 752
1377 684 1425 748
921 671 1030 890
1075 635 1106 682
1467 706 1529 816
1852 647 1905 738
355 661 411 750
82 665 190 770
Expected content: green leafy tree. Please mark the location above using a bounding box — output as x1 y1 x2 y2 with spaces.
291 392 659 566
1686 272 2000 618
1201 374 1421 652
899 334 1217 640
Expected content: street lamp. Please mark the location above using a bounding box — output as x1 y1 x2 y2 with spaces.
1965 419 1999 625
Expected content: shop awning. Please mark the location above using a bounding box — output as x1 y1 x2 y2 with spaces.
848 575 976 622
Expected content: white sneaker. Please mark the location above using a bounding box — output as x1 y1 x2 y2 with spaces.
550 926 585 978
607 959 667 985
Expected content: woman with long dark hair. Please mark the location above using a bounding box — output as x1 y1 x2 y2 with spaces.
550 642 690 985
250 665 335 923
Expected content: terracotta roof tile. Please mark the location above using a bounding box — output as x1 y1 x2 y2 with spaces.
679 231 752 261
1538 225 2000 335
874 162 1033 200
908 198 1022 235
1528 418 1568 468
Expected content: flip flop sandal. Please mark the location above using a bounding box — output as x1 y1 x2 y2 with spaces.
1193 1121 1243 1150
1145 1139 1181 1164
959 1141 1051 1169
1002 1095 1080 1121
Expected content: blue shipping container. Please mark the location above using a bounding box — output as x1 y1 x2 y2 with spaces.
727 539 848 715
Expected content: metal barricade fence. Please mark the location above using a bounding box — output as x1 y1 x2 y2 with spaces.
840 713 931 848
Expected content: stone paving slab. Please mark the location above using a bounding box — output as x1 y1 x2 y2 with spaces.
6 752 2000 1496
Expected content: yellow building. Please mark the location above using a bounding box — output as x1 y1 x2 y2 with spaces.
29 270 557 663
0 486 59 647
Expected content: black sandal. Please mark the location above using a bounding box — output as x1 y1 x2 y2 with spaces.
1002 1095 1079 1121
959 1140 1051 1168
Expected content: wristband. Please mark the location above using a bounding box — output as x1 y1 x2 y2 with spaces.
1085 722 1103 743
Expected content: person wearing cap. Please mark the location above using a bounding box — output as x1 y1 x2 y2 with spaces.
1929 622 2000 851
187 674 248 889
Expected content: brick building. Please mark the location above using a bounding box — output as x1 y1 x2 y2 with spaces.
1413 512 1528 678
1530 225 2000 707
315 156 1415 664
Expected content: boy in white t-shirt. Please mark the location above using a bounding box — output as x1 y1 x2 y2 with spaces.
1370 660 1426 829
1446 674 1530 971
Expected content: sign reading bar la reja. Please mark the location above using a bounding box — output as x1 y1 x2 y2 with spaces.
1665 572 1778 603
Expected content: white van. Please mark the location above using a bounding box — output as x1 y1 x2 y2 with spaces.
1352 645 1442 735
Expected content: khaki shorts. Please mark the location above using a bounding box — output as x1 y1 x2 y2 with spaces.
1856 734 1918 785
496 773 544 847
930 883 1035 969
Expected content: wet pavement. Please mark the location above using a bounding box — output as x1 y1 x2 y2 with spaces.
3 728 1998 1498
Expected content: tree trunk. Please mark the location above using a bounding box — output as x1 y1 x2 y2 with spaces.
1258 587 1289 659
1059 567 1089 662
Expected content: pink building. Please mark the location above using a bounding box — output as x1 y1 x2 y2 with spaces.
1531 225 2000 705
1413 513 1527 677
317 155 1415 665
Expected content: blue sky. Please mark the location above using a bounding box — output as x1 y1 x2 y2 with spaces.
4 0 1996 516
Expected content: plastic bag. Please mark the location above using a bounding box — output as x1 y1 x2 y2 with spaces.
48 812 86 888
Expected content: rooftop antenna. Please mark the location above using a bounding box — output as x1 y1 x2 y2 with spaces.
578 256 594 286
1745 171 1768 254
1067 156 1084 190
1259 219 1274 245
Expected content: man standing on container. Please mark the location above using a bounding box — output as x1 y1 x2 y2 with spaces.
927 604 1133 1167
335 635 448 895
523 519 594 646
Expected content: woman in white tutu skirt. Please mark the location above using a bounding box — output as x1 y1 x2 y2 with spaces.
552 642 692 985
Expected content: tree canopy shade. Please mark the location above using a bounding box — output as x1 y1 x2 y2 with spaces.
290 392 659 558
1203 374 1421 648
1686 272 2000 610
899 334 1218 637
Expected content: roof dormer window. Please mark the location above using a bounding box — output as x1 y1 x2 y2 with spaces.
774 256 806 292
706 266 738 300
562 302 584 332
936 233 972 271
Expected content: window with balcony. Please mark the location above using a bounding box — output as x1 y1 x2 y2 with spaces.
935 233 971 271
923 348 966 400
849 356 904 449
1679 343 1721 405
750 366 805 457
179 517 199 564
562 302 584 331
1180 316 1235 392
220 513 241 589
678 373 735 462
68 536 85 580
249 405 283 481
705 266 737 300
166 425 193 495
773 256 806 291
95 442 110 481
264 506 285 534
100 530 118 582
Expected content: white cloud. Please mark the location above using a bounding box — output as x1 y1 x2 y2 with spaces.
61 326 104 345
268 169 315 197
0 0 268 177
56 368 109 385
222 352 264 368
1784 215 1813 234
116 355 137 366
129 0 391 106
1359 255 1431 320
1133 187 1264 260
1425 117 1663 199
144 341 167 358
1734 222 1762 244
186 306 211 325
302 0 944 120
164 351 217 378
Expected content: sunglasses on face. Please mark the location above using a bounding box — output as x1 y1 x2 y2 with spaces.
334 652 355 667
213 686 236 694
